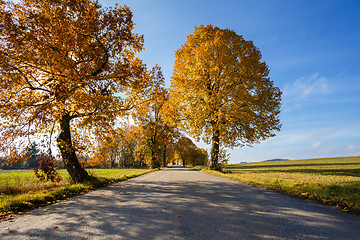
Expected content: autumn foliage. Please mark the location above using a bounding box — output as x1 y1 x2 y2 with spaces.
169 25 281 169
132 65 180 168
34 156 62 183
169 137 208 167
86 66 182 169
88 125 141 168
0 0 151 182
1 1 281 177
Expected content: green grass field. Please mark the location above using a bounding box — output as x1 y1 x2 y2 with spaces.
204 156 360 214
0 168 153 217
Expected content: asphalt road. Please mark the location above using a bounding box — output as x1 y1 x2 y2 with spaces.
1 166 360 239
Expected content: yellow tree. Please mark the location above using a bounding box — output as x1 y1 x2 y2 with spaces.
0 0 150 182
112 124 139 168
169 25 281 170
134 65 179 168
171 136 208 167
90 124 140 168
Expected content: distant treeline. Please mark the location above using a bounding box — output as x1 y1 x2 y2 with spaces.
262 159 290 162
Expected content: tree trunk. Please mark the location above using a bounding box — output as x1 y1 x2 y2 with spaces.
162 144 167 167
150 149 160 169
57 114 91 183
209 128 221 170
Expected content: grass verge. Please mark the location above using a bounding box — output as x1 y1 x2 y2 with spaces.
202 156 360 215
0 168 155 220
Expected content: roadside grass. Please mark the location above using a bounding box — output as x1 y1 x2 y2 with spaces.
0 168 154 218
203 156 360 215
0 170 70 196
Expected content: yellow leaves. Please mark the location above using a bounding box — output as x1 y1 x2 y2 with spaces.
0 0 154 166
169 25 281 152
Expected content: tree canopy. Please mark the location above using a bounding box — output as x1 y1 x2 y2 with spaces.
0 0 152 182
169 25 282 169
170 137 208 167
133 65 180 168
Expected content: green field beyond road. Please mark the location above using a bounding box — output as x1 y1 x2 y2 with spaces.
205 156 360 214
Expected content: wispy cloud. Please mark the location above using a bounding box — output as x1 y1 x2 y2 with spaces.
283 73 331 111
311 142 321 149
294 73 330 98
311 128 337 139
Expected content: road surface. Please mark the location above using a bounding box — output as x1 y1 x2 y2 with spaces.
1 166 359 239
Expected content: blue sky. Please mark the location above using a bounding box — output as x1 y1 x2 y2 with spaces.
102 0 360 163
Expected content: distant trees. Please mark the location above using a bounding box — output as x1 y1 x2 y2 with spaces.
22 142 41 169
169 25 282 170
88 125 144 168
169 137 208 167
133 65 180 168
0 142 42 170
87 126 209 168
85 66 182 169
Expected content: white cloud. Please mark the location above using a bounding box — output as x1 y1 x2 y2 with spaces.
295 73 329 98
311 142 321 149
283 73 331 111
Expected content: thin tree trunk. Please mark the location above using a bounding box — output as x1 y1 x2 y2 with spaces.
57 114 90 183
209 128 220 170
162 144 167 167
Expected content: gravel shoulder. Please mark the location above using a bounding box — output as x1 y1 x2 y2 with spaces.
1 166 360 239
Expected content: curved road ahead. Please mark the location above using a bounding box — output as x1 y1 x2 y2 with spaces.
1 167 359 239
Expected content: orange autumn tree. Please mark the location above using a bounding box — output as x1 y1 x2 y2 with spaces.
134 65 180 168
170 136 208 167
0 0 150 182
169 25 282 170
90 124 140 168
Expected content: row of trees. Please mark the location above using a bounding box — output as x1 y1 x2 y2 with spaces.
0 0 281 183
87 127 208 169
0 134 208 170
